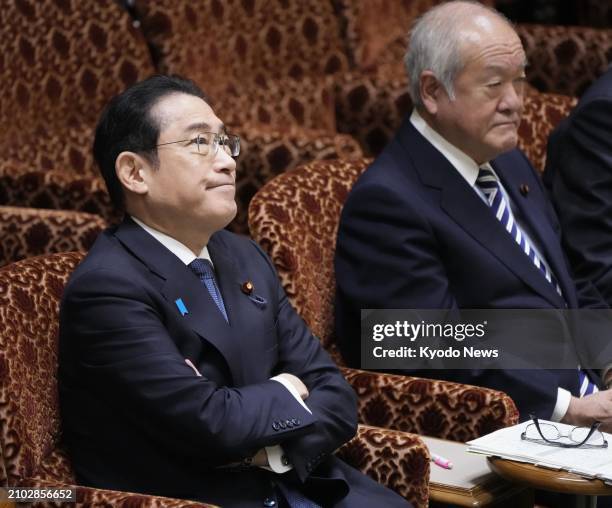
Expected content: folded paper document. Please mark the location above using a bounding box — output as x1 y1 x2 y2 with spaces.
467 420 612 483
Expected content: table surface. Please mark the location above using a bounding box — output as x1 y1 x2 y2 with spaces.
489 457 612 496
422 436 530 507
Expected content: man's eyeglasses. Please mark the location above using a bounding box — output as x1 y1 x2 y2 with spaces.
521 415 608 449
157 132 240 158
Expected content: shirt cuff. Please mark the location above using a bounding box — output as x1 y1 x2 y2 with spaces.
261 445 293 473
271 376 312 414
550 387 572 422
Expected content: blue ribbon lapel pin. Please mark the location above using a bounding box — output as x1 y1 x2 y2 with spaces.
175 298 188 316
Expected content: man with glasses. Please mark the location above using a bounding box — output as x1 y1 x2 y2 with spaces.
58 75 409 507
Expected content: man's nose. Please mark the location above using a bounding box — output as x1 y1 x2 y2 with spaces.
213 146 237 175
499 81 523 114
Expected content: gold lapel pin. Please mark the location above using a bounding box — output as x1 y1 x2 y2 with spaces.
241 281 254 295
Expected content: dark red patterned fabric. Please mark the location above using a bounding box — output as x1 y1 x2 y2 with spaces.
0 0 155 175
0 206 106 266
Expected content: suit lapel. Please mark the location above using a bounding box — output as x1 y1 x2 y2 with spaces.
397 118 563 306
114 218 244 385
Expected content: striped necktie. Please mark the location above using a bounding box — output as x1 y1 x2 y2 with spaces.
476 167 598 397
476 167 562 296
188 258 228 322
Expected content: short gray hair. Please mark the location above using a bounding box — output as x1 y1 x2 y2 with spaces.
404 1 514 108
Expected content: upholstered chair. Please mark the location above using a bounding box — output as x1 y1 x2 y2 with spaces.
0 0 155 224
0 206 106 267
249 158 519 441
0 252 431 508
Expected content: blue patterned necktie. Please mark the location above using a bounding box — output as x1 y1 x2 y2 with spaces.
188 258 228 322
476 167 598 397
476 167 562 296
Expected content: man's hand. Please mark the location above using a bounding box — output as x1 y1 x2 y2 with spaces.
562 389 612 433
275 373 309 400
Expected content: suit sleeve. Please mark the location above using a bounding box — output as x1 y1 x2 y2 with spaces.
548 98 612 307
250 241 359 482
59 267 318 467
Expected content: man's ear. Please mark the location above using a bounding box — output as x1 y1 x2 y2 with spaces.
115 152 149 195
420 71 443 115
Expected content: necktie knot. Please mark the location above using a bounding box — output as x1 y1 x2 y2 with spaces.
476 167 500 206
188 258 228 322
189 258 215 281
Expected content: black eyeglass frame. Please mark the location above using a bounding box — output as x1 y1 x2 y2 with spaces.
520 414 608 449
156 132 240 157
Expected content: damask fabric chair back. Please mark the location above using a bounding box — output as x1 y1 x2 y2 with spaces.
0 206 107 267
0 0 155 226
249 158 519 441
0 253 221 506
0 0 155 175
518 91 578 173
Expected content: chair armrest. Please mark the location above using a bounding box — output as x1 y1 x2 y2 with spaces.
20 477 218 507
341 367 519 441
336 424 430 508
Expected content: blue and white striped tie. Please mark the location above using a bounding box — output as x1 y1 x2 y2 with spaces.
476 167 562 296
476 167 598 397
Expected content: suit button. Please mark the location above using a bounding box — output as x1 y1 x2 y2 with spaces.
281 454 290 466
263 498 276 507
279 420 286 429
285 419 293 427
294 419 301 426
272 422 280 431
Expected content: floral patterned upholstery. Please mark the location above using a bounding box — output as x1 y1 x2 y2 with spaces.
0 206 106 267
0 0 154 175
134 0 350 96
518 90 578 172
248 158 519 439
0 158 119 225
0 252 429 506
338 425 429 508
516 24 612 97
0 0 153 230
234 123 361 233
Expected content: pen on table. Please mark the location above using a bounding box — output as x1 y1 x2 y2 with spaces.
431 453 453 470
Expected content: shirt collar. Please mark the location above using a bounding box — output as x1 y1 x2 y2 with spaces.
130 215 212 267
410 109 490 187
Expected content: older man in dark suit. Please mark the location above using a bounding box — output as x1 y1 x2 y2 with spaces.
58 75 409 508
335 1 612 430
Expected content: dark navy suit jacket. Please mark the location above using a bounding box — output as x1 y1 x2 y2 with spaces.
335 115 606 420
59 218 409 508
544 68 612 306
